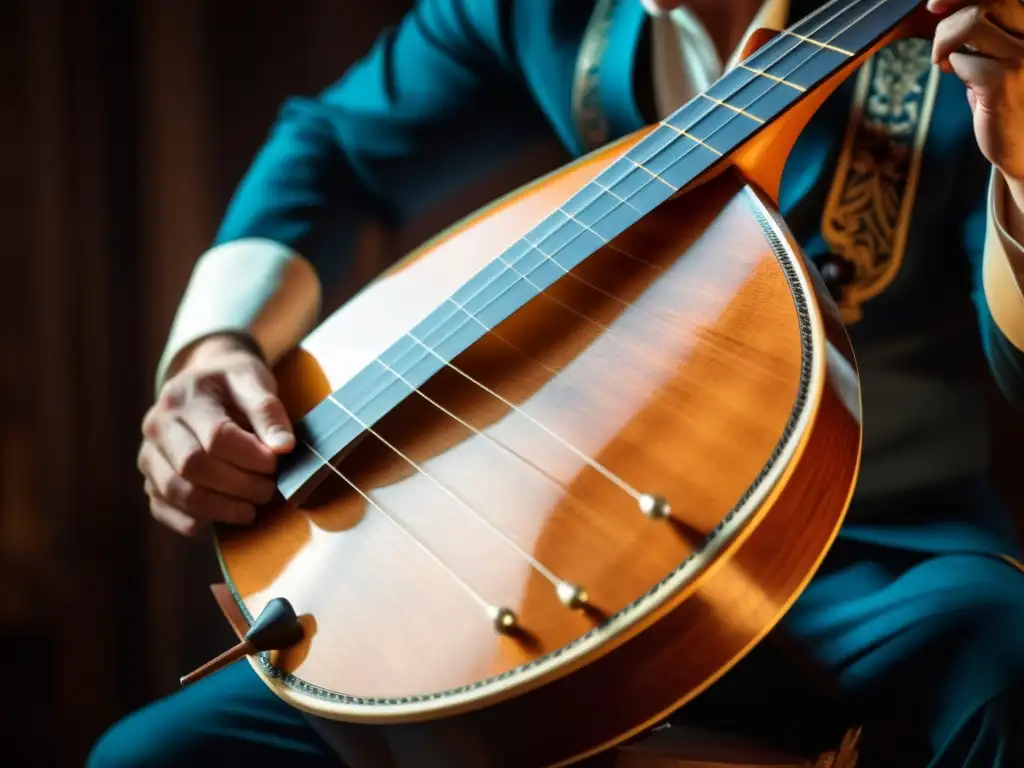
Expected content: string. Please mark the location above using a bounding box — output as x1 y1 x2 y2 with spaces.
301 438 497 615
398 331 643 499
322 393 590 608
512 231 788 375
304 0 888 488
307 0 876 444
314 0 875 427
368 353 614 527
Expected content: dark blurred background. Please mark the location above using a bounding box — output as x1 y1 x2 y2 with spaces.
1 1 567 764
2 2 1022 766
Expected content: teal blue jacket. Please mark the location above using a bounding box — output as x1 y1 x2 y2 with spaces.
213 0 1024 501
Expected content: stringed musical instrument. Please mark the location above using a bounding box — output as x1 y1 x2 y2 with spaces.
183 1 945 765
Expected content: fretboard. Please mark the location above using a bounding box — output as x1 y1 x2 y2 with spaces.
278 0 921 502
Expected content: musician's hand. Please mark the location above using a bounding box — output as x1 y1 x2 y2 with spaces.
137 334 294 536
929 1 1024 176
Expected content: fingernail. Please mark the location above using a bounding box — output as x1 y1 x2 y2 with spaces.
266 427 293 449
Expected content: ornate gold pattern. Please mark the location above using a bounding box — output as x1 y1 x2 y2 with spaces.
821 39 940 324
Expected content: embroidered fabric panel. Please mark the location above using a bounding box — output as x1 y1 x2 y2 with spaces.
820 39 940 324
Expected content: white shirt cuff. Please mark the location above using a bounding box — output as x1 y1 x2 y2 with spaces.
982 168 1024 352
155 238 321 392
990 166 1024 257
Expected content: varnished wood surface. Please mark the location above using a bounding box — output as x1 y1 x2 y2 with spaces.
215 150 827 704
294 241 861 765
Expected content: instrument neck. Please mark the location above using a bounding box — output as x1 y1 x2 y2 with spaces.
277 0 924 502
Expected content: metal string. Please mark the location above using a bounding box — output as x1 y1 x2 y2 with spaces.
308 0 875 453
367 353 613 526
334 0 855 394
317 0 874 428
301 438 496 613
323 394 579 593
398 331 643 499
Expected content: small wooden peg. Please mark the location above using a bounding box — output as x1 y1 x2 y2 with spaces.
180 597 304 687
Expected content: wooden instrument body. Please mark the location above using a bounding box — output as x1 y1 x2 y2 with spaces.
213 150 862 766
203 16 935 766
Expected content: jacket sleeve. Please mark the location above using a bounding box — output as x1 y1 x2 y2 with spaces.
964 162 1024 411
156 0 547 388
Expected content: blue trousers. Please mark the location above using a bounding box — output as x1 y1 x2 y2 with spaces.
88 479 1024 767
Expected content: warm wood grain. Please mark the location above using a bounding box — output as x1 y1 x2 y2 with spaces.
217 155 813 687
211 152 861 768
289 178 860 767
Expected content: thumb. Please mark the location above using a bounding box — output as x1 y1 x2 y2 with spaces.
227 368 295 454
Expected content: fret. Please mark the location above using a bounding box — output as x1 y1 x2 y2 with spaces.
788 0 919 59
736 64 806 93
665 97 758 155
781 30 853 57
625 156 677 190
520 208 598 264
450 253 529 314
516 215 595 271
660 121 724 155
570 173 649 242
591 178 642 212
633 125 721 179
569 181 638 231
377 331 427 370
625 124 719 188
789 0 873 39
590 155 677 217
698 67 800 128
745 37 848 91
821 0 921 55
699 93 765 124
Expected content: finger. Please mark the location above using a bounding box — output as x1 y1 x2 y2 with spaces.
186 395 278 475
226 370 295 454
933 5 1024 66
927 0 985 16
139 442 256 525
158 416 277 504
948 49 1012 104
145 479 200 537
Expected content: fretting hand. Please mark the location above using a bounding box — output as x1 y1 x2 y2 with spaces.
929 0 1024 235
137 334 295 536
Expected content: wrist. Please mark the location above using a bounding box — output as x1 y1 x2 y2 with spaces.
172 333 263 375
